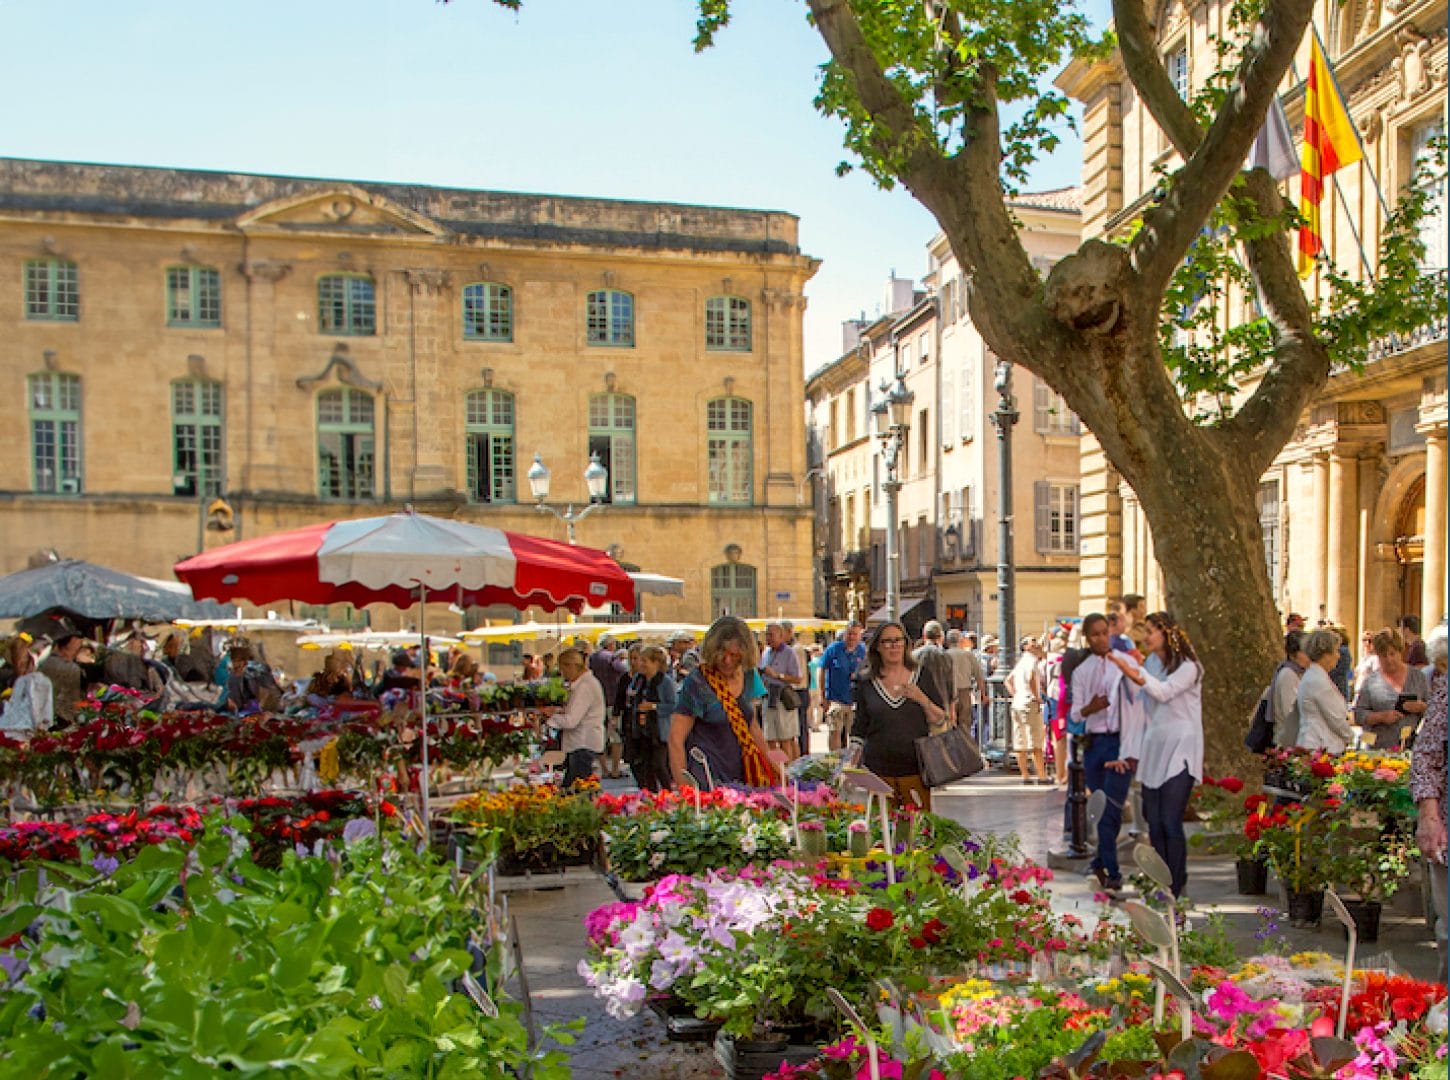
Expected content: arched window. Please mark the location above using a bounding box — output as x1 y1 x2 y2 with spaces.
171 379 224 496
710 563 757 618
317 388 376 499
166 265 222 327
29 372 82 493
25 258 78 321
465 389 516 504
586 289 634 347
588 393 636 504
462 282 513 341
318 273 376 336
706 396 752 505
705 295 751 351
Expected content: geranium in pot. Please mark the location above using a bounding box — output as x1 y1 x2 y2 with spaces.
1250 796 1334 926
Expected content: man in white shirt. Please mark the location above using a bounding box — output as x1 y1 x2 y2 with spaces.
552 648 606 787
1006 638 1048 784
1069 613 1139 891
946 629 988 740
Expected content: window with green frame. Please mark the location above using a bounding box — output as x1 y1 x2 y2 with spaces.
587 393 636 504
172 379 224 496
706 396 752 505
462 282 513 341
586 289 634 347
318 274 376 336
29 372 82 494
705 295 752 351
710 563 757 618
25 258 79 321
317 388 376 499
166 266 222 327
465 389 515 504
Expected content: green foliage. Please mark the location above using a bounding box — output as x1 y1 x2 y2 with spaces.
0 814 570 1078
604 805 794 881
1178 911 1237 969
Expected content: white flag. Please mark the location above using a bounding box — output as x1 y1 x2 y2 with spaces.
1247 95 1298 182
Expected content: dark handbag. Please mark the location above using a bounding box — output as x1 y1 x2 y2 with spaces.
780 684 802 711
1244 681 1275 754
914 725 985 787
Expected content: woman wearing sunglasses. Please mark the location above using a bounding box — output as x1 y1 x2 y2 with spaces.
847 621 948 810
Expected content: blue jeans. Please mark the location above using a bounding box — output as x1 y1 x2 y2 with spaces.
1142 767 1195 896
1082 733 1132 880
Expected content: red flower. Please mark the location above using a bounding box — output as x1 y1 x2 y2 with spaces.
1217 776 1244 794
1310 758 1336 779
921 918 947 945
865 907 894 932
909 935 927 949
1011 889 1033 905
1244 794 1268 812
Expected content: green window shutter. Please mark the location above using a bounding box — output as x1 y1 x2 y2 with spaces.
1034 481 1051 554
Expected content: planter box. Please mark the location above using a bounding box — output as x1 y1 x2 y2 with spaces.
714 1032 822 1080
496 839 597 877
647 997 723 1043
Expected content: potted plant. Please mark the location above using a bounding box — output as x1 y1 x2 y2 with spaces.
1250 797 1334 927
1322 801 1414 943
451 783 602 874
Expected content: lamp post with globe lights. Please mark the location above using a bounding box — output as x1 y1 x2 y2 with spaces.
527 451 609 545
872 374 915 624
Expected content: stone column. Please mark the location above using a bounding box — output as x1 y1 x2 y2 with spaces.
1310 452 1330 619
1423 427 1447 626
1355 451 1380 637
1326 448 1358 638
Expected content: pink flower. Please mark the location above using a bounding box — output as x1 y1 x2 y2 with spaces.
1326 782 1346 796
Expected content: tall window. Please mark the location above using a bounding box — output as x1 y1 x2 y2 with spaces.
1411 119 1447 270
317 389 375 499
29 372 82 494
172 379 224 496
1034 482 1079 554
25 258 79 321
1033 377 1080 435
941 365 956 446
710 563 757 618
1258 479 1281 592
588 393 636 504
1166 45 1189 100
706 396 752 505
462 282 513 341
959 357 974 440
318 274 376 336
586 289 634 347
918 409 929 471
705 296 751 351
166 266 221 327
465 389 516 504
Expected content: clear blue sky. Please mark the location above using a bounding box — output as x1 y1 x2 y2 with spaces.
0 0 1096 369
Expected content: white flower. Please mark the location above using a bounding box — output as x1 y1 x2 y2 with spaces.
649 829 669 844
649 851 666 869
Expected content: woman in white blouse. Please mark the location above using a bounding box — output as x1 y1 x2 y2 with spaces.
1296 629 1355 754
1108 612 1203 898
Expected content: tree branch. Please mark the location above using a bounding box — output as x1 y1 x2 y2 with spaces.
1214 171 1332 475
1122 0 1316 300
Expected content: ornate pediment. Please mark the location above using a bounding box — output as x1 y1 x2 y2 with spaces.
236 185 449 239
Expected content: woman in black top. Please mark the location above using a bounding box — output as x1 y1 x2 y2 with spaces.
848 621 948 811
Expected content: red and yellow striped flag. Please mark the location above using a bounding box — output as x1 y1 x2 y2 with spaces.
1297 37 1363 277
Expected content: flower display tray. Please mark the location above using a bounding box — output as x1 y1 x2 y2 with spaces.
647 998 723 1043
714 1032 822 1080
492 863 600 893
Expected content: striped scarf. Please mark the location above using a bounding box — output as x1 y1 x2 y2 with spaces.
700 664 774 788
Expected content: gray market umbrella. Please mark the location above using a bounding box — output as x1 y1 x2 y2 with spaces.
0 559 231 626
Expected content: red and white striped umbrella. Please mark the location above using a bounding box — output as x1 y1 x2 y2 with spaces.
174 509 636 614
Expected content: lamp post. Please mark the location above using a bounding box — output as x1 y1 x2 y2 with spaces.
527 451 609 545
173 473 234 555
872 374 914 624
985 360 1019 766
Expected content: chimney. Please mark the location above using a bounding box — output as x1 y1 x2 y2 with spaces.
884 272 916 316
841 316 868 353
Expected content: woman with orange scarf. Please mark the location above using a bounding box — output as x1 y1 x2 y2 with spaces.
669 616 776 788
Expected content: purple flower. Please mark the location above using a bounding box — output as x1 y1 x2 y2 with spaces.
90 854 120 877
342 818 376 844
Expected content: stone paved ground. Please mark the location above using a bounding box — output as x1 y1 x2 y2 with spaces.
508 762 1444 1076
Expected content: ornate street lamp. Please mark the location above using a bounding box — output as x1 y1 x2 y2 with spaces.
529 451 609 544
873 374 914 624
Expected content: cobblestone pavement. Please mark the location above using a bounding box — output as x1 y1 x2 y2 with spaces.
508 762 1444 1075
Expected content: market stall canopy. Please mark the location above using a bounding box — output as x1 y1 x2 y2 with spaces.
174 510 637 614
298 631 462 650
745 617 850 633
0 558 233 626
628 572 685 598
461 620 710 645
174 616 322 634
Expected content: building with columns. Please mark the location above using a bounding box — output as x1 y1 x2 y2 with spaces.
1057 0 1446 638
806 191 1084 636
0 157 820 628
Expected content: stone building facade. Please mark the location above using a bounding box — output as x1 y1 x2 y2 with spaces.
1 158 820 628
806 192 1084 637
1058 0 1446 638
